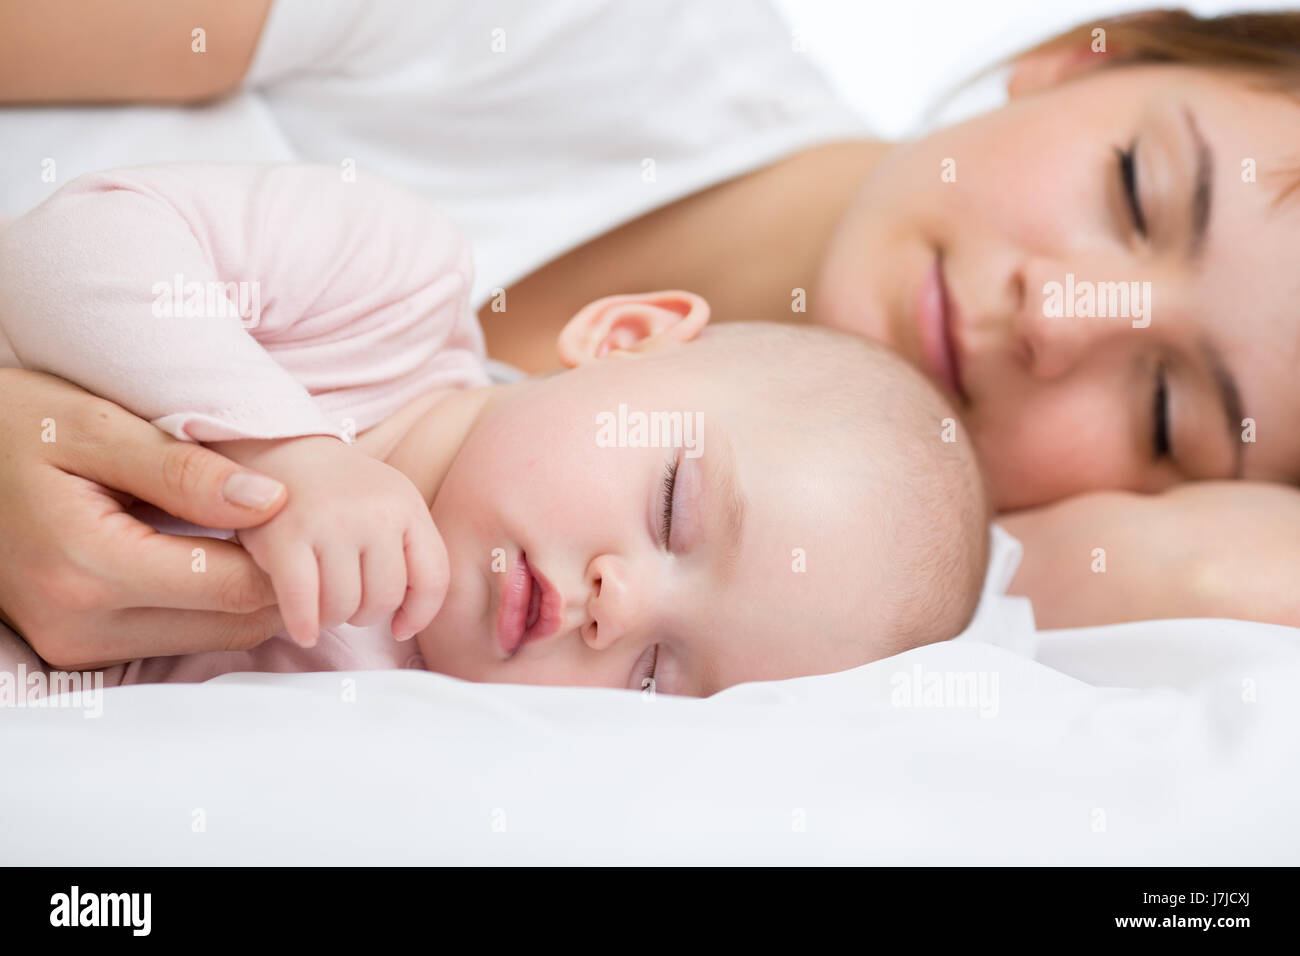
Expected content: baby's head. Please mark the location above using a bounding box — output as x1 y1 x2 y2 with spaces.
418 292 989 695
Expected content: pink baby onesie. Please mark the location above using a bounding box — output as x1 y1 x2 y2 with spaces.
0 163 491 685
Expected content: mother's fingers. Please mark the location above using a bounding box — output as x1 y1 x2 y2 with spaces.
107 525 278 613
68 605 285 669
50 394 287 530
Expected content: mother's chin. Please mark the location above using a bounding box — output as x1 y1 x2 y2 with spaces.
810 256 894 356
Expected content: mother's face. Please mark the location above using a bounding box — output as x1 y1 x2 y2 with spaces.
815 62 1300 511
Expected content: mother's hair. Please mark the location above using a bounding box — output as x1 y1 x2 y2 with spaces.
992 9 1300 199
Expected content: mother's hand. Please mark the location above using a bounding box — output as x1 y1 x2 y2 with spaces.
1003 481 1300 630
0 368 287 669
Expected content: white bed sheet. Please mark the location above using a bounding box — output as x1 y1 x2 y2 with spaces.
3 525 1297 864
4 613 1297 865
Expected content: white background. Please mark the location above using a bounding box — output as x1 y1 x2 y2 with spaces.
772 0 1298 136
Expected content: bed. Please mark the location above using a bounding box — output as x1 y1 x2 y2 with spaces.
2 0 1295 865
6 615 1298 863
4 526 1297 864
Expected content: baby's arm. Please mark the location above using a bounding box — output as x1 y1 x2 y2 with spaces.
0 164 483 645
0 164 487 442
0 169 330 439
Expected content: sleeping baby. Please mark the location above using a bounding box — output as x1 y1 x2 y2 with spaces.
0 164 988 696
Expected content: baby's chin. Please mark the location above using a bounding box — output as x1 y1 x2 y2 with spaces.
411 575 485 683
411 620 478 683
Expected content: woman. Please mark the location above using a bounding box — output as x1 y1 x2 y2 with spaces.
2 2 1297 668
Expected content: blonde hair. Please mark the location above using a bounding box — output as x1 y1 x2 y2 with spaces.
1015 9 1300 73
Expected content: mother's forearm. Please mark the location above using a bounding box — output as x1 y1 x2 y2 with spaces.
0 0 269 105
1001 482 1300 630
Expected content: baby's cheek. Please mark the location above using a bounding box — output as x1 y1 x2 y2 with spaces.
413 610 481 682
411 540 488 678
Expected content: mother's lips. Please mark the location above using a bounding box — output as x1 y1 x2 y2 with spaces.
496 553 565 657
916 253 969 405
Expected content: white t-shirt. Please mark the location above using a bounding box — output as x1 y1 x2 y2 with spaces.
245 0 870 305
0 0 868 305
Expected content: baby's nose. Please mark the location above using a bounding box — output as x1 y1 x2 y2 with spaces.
583 554 640 650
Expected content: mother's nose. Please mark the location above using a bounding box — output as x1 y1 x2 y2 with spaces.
1012 255 1145 380
583 554 643 650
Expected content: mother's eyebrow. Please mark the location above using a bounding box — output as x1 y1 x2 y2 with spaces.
1184 106 1213 260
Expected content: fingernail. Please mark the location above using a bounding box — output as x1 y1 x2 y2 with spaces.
223 472 284 509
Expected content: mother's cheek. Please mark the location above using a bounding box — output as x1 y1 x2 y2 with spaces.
975 411 1132 511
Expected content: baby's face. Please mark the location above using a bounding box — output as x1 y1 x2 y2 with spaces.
417 312 910 696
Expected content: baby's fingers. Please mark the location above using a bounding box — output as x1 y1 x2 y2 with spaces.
318 545 362 627
350 542 407 628
390 522 449 642
269 544 320 648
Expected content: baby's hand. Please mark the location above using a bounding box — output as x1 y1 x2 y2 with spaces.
212 436 448 647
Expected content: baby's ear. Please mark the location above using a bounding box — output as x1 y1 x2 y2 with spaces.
557 290 710 367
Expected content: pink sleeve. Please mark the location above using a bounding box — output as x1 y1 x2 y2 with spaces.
0 164 488 442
